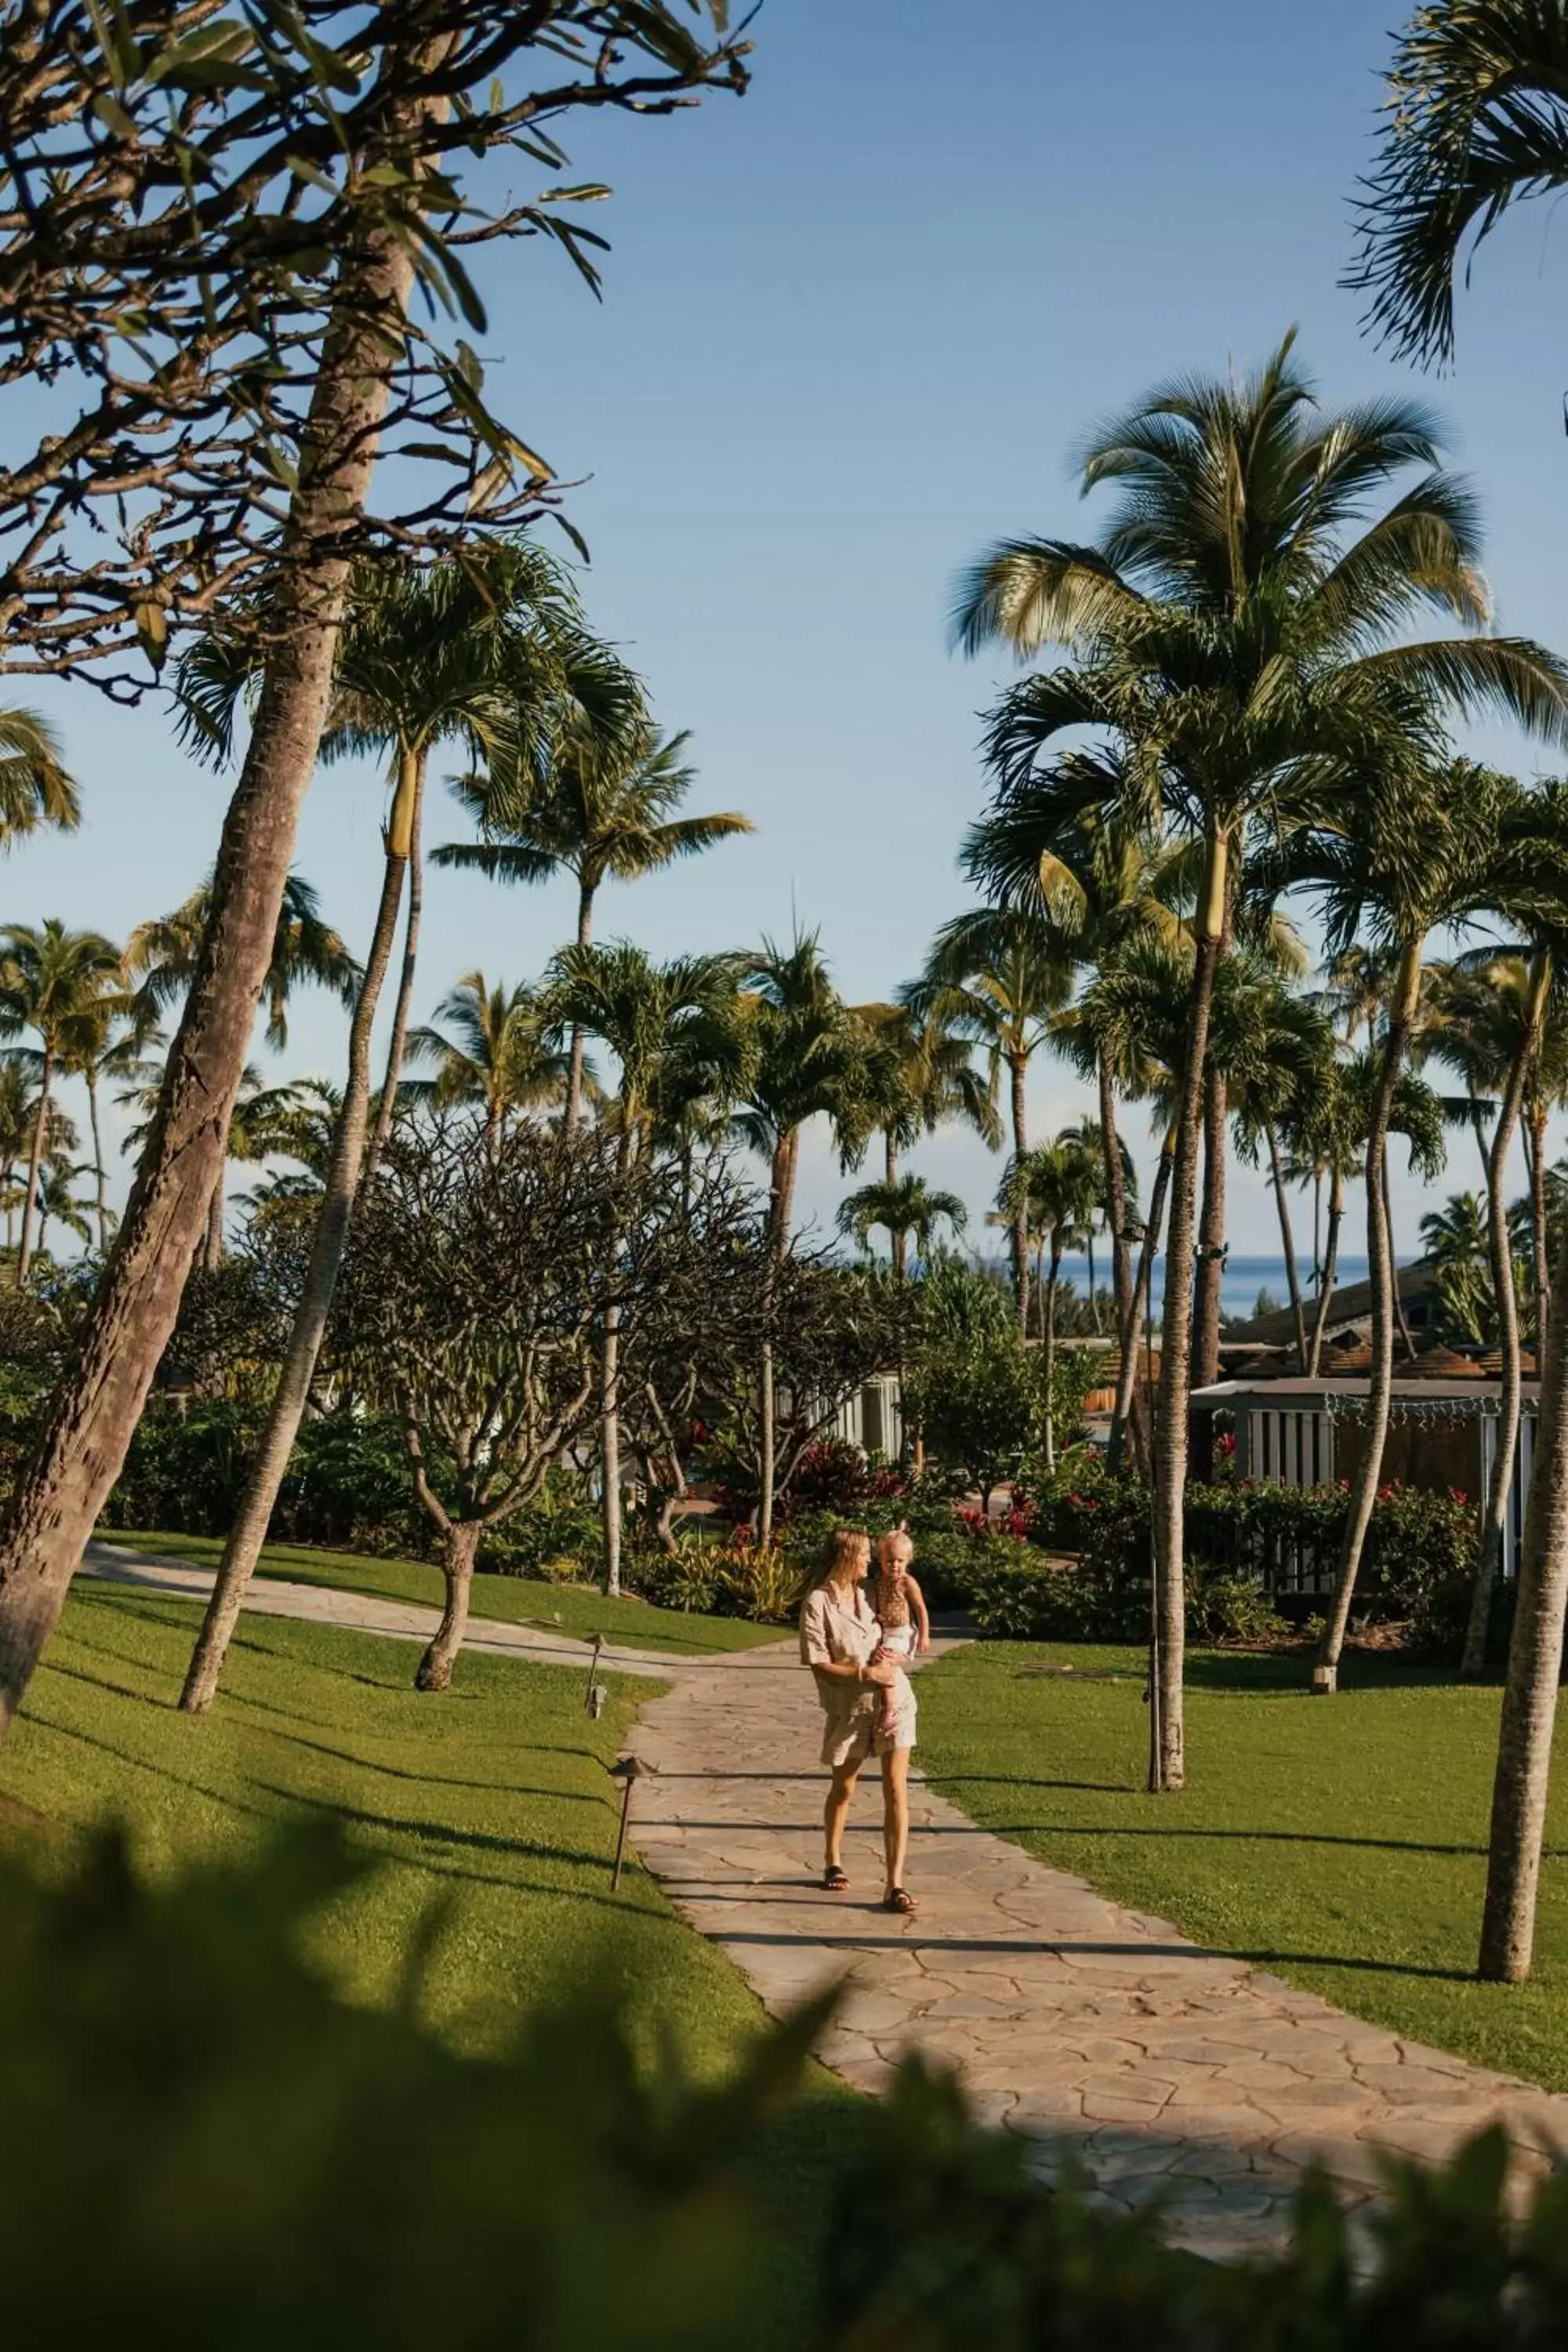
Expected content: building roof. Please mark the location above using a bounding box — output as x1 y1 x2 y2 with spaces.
1193 1374 1537 1409
1222 1259 1440 1350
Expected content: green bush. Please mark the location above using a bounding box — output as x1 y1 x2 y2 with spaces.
8 1827 1568 2347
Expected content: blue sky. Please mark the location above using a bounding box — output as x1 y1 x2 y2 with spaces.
10 0 1568 1265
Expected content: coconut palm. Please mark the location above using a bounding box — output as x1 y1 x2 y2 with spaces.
32 1161 93 1258
954 336 1568 1785
127 868 358 1055
0 706 78 851
405 974 578 1145
998 1134 1099 1473
543 942 746 1595
837 1172 967 1278
1421 1191 1496 1344
1226 973 1337 1372
0 923 123 1285
0 1062 78 1260
734 931 869 1546
436 713 753 1134
1351 0 1568 365
908 907 1074 1334
858 998 1001 1186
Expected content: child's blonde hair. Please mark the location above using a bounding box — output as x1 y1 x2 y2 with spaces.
876 1529 913 1571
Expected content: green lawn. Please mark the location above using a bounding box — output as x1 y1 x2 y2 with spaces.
96 1530 784 1656
0 1582 845 2333
918 1641 1568 2095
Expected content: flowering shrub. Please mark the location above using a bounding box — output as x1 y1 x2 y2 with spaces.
788 1438 910 1514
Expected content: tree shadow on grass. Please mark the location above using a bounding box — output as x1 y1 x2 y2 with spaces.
978 1818 1488 1860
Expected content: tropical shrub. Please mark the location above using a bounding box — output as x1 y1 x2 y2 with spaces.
13 1827 1568 2349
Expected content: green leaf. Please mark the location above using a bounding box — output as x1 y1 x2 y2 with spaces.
91 90 139 140
285 152 339 197
132 601 169 666
400 441 468 465
454 340 485 393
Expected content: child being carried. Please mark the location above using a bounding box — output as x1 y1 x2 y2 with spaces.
868 1528 931 1737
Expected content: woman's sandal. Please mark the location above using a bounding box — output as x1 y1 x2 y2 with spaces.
882 1886 917 1915
822 1864 848 1892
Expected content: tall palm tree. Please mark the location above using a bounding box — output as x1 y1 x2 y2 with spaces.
858 998 1000 1185
405 974 578 1144
0 1061 78 1261
32 1161 93 1259
998 1133 1099 1473
436 713 753 1134
734 932 868 1546
543 942 746 1595
0 706 78 851
1351 0 1568 366
954 336 1568 1785
909 906 1073 1334
837 1171 967 1278
1226 971 1337 1372
0 923 122 1286
965 793 1181 1379
127 868 358 1056
1421 1190 1496 1344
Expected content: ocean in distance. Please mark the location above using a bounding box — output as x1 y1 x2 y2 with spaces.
1146 1253 1371 1323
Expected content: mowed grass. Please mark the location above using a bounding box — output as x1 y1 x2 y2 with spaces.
99 1530 785 1655
0 1583 848 2336
918 1641 1568 2094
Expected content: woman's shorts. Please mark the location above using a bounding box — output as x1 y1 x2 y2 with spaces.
819 1676 917 1769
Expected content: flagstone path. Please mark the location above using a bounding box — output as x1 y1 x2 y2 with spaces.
81 1544 1568 2256
629 1640 1568 2259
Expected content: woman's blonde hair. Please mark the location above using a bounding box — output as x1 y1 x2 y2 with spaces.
811 1527 870 1590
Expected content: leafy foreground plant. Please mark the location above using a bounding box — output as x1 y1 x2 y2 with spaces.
9 1828 1568 2347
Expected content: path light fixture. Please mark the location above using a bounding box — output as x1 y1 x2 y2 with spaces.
585 1632 607 1718
608 1754 649 1893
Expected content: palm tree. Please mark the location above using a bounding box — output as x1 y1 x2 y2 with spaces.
858 998 1000 1185
954 336 1568 1785
1421 1191 1495 1344
837 1172 967 1278
0 923 122 1285
127 868 358 1055
0 706 78 850
543 942 746 1595
1351 0 1568 365
734 932 869 1547
405 974 577 1144
0 1061 78 1261
32 1161 93 1259
1287 764 1564 1693
436 713 753 1134
909 907 1073 1334
999 1134 1099 1473
1226 971 1336 1373
965 793 1181 1379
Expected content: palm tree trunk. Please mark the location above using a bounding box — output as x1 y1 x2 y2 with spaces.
15 1047 51 1287
1529 1098 1552 1334
86 1070 109 1257
1463 960 1547 1678
1150 828 1229 1790
1306 1171 1344 1378
1385 1154 1418 1362
1469 1083 1491 1186
1265 1120 1308 1373
884 1129 898 1187
1478 1185 1568 1980
1008 1050 1029 1334
1111 1127 1172 1476
201 1175 224 1272
1191 1057 1228 1387
416 1519 481 1693
1086 1229 1100 1332
365 744 427 1189
180 750 418 1712
601 1300 623 1596
0 134 434 1737
757 1131 797 1549
1317 940 1421 1693
1042 1239 1062 1474
1098 1051 1138 1456
565 879 595 1139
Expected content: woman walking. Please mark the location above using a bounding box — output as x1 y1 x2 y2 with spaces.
798 1527 919 1914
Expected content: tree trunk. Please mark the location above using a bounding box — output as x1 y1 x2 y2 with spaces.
15 1047 52 1287
86 1071 109 1258
1265 1119 1308 1374
1086 1231 1100 1332
1463 960 1547 1678
1008 1050 1029 1334
1385 1153 1418 1362
1478 1190 1568 1980
1529 1098 1552 1336
0 181 428 1737
365 744 427 1188
884 1130 897 1187
1098 1051 1139 1468
180 751 417 1711
1150 829 1229 1791
601 1302 622 1596
757 1131 797 1551
1191 1055 1227 1388
1111 1128 1172 1476
564 879 594 1138
1316 941 1421 1692
416 1519 480 1693
1042 1240 1062 1475
1306 1170 1344 1378
202 1172 225 1272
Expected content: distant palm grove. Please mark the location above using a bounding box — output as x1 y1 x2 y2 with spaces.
5 0 1568 2089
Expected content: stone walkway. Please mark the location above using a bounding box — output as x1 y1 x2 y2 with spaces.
82 1543 1568 2256
630 1642 1568 2258
82 1541 680 1679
